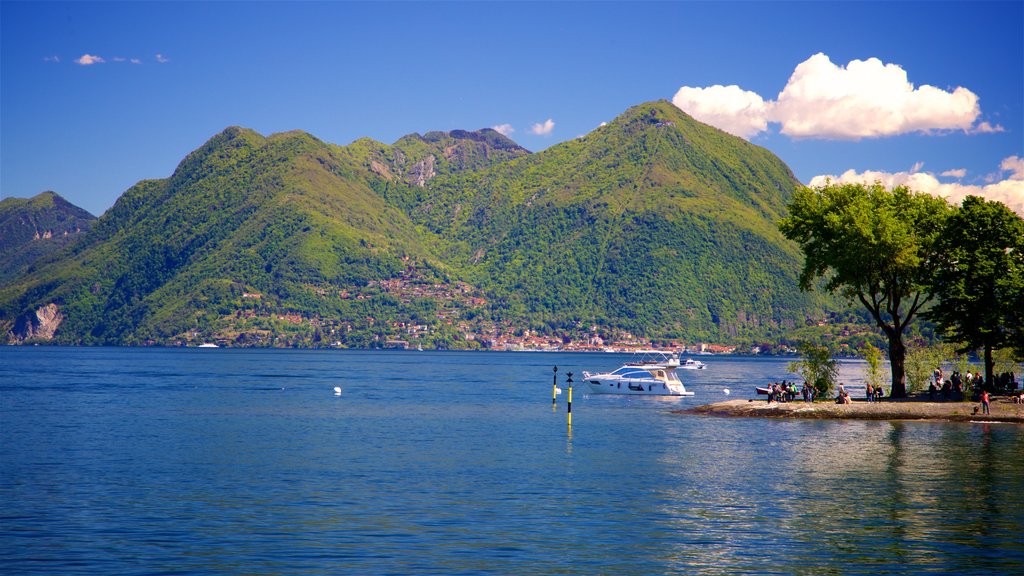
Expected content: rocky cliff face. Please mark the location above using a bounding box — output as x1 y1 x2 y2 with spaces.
9 303 63 342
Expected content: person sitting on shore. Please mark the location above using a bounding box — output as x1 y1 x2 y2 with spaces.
874 386 884 402
835 389 852 404
929 380 937 401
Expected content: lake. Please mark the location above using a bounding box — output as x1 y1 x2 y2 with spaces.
2 347 1022 574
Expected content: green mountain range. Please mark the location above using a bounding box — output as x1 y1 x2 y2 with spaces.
0 191 96 285
0 100 828 347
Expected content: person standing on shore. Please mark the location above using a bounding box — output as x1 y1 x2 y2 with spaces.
866 383 874 403
981 390 991 415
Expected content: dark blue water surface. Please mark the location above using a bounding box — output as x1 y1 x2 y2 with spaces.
2 348 1022 575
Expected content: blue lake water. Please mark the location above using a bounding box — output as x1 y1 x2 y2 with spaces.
2 347 1022 575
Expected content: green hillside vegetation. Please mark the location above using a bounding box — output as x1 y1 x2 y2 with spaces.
405 102 824 340
0 191 95 284
1 101 832 348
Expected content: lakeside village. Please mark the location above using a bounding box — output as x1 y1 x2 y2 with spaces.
171 266 870 356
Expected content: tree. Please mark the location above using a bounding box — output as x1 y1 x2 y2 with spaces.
779 182 952 398
926 196 1024 389
787 341 838 400
862 343 886 395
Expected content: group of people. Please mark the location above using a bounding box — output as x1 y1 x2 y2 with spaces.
929 368 1021 402
928 370 969 401
765 381 797 403
832 382 883 404
863 383 884 402
929 368 1024 413
765 381 816 403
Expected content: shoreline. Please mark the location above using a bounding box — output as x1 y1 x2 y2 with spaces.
680 398 1024 424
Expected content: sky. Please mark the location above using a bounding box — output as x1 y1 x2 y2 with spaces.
2 1 1022 217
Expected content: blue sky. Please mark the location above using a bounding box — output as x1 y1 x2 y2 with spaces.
2 1 1022 216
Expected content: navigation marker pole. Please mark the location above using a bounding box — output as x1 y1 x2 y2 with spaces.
567 372 573 428
552 366 558 411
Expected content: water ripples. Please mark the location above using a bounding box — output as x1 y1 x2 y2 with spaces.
1 348 1022 574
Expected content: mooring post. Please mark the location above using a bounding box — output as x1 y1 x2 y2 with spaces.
552 366 558 410
567 372 573 428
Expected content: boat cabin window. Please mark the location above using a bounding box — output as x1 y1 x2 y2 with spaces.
611 368 652 379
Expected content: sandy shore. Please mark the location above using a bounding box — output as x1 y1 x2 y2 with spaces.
681 397 1024 423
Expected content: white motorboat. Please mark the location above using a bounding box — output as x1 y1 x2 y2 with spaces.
582 351 695 396
680 357 707 370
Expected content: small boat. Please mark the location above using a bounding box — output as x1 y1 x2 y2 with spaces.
197 343 219 348
679 357 707 370
582 351 695 396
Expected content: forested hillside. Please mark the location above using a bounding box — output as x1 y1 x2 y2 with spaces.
0 191 95 284
405 101 823 340
1 102 830 347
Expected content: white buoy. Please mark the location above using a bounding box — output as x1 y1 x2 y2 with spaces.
333 386 342 396
723 388 731 395
555 387 563 395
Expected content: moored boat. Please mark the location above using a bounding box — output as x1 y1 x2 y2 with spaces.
680 357 707 370
582 351 695 396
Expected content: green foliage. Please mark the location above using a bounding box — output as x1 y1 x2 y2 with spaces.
0 191 96 284
1 101 839 347
863 343 886 392
927 195 1024 380
779 181 953 397
788 341 839 399
905 341 955 395
993 348 1023 379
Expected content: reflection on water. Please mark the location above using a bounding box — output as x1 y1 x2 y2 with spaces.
0 348 1021 575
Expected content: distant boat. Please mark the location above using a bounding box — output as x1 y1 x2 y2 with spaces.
679 357 707 370
197 343 219 348
582 351 695 396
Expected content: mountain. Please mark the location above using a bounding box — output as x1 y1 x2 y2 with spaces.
402 101 821 340
0 191 96 284
0 101 827 347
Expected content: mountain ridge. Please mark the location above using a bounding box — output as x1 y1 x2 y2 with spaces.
0 191 96 284
1 101 828 347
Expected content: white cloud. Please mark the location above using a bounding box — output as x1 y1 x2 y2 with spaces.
671 53 992 141
492 124 515 136
530 118 555 136
809 158 1024 217
772 53 979 139
941 168 967 179
1001 155 1024 180
130 58 142 65
155 53 169 63
972 121 1005 134
43 55 60 63
671 84 770 139
75 54 105 65
112 56 126 63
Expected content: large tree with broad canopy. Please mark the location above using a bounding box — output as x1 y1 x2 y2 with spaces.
927 195 1024 388
779 182 952 398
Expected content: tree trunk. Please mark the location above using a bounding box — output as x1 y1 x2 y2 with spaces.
984 345 994 392
888 334 908 398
